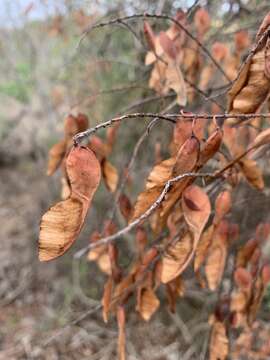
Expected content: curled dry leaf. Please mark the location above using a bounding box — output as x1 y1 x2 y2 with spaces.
136 287 160 321
39 146 101 261
102 159 119 192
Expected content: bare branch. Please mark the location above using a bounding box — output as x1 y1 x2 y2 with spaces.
78 13 231 82
73 112 270 144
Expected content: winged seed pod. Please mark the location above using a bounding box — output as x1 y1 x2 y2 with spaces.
39 146 101 261
227 13 270 125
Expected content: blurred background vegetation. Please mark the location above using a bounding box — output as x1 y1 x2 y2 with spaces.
1 0 270 359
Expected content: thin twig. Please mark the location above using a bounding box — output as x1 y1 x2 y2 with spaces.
78 13 231 82
73 112 270 144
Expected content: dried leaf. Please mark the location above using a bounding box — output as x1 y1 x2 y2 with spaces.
47 140 67 176
209 320 229 360
119 193 132 221
144 21 156 52
214 190 232 225
236 238 259 268
198 127 223 166
194 8 210 37
205 221 229 290
166 276 185 312
39 146 101 261
194 224 214 272
235 30 250 53
117 306 126 360
227 19 270 125
251 127 270 149
234 267 252 290
137 288 160 321
212 42 228 62
165 61 187 106
136 227 148 254
102 159 119 192
159 31 177 60
102 277 113 323
239 158 264 190
161 232 193 283
182 185 211 239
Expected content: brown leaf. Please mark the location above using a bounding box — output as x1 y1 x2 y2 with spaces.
161 232 193 283
212 42 228 62
166 276 185 313
194 224 214 272
137 288 160 321
47 139 67 176
198 127 223 167
102 277 113 323
182 185 211 239
239 158 264 190
136 227 148 255
144 21 156 52
159 31 177 60
205 221 229 290
236 238 259 268
235 30 250 53
214 190 232 225
102 159 119 192
199 64 214 91
172 116 205 153
64 114 78 139
209 320 229 360
76 113 89 132
248 275 264 325
165 61 187 106
39 146 101 261
117 306 126 360
131 136 199 233
88 135 110 160
227 18 270 125
194 8 210 37
251 127 270 149
119 193 132 221
234 267 252 290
